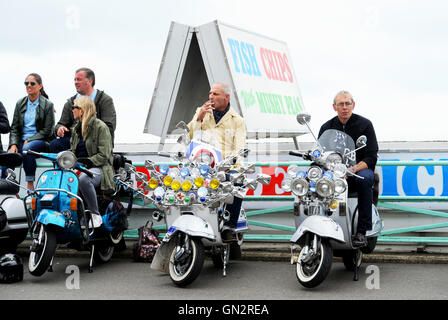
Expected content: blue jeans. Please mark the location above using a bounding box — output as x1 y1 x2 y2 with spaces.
49 136 71 153
19 140 48 182
347 168 375 234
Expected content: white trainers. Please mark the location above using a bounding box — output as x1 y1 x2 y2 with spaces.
89 213 103 228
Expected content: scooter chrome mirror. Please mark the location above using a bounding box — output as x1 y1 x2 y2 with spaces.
240 163 255 174
256 173 272 186
136 172 148 182
216 171 226 182
216 162 231 172
145 160 157 171
177 134 190 146
245 179 258 190
356 135 367 148
175 121 190 133
221 181 233 193
296 113 311 125
230 172 244 184
238 148 250 158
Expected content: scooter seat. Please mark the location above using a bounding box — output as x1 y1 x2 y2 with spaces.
0 153 23 167
0 180 20 195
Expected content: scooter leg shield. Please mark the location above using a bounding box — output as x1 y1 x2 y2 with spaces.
36 209 66 229
290 215 345 244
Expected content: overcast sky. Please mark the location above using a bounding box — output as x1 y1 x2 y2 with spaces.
1 0 447 145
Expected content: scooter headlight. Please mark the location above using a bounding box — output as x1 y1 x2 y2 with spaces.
281 177 292 192
154 187 165 201
159 163 170 175
316 178 335 198
334 179 347 194
163 176 173 187
58 151 77 169
210 178 220 190
181 179 193 192
291 177 308 197
326 152 343 167
180 167 190 178
334 164 347 178
171 180 181 191
197 187 208 202
307 166 322 181
199 164 210 176
148 178 158 189
286 165 300 178
194 176 205 188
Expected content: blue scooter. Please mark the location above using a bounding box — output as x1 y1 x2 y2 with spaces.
21 150 132 276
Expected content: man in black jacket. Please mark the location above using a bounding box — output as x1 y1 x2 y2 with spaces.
0 101 10 152
49 68 116 153
318 90 378 247
0 101 11 179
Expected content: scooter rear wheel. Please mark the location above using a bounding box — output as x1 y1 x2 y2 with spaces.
28 225 57 277
93 243 114 263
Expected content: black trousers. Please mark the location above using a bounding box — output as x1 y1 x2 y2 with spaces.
347 168 374 234
224 171 243 228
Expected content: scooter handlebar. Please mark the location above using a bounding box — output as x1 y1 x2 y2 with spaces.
289 150 312 160
23 150 41 157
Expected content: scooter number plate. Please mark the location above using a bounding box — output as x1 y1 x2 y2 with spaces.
166 226 176 236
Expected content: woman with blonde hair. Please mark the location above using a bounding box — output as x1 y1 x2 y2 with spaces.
70 95 114 228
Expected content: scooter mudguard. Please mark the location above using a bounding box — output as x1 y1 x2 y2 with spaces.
151 240 176 274
290 215 345 244
367 205 384 237
1 197 26 220
35 209 66 229
164 215 216 242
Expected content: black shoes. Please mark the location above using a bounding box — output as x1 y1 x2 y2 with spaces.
352 233 367 248
221 229 238 243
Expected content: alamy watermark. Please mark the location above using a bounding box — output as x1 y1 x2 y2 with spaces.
365 264 380 289
65 5 80 30
65 265 80 290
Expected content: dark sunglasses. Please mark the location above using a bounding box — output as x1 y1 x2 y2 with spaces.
24 81 37 86
72 106 81 110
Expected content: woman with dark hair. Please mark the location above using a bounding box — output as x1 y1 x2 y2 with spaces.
8 73 55 190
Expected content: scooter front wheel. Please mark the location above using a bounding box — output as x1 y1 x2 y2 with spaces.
168 236 204 287
28 225 57 277
296 239 333 288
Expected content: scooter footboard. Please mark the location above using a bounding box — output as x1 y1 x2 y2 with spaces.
290 215 345 244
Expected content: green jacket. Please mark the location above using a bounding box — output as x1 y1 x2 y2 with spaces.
70 116 115 192
54 90 116 145
9 95 55 149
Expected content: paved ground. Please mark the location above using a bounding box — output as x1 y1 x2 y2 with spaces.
2 254 448 301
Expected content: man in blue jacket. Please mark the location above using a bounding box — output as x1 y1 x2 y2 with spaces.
318 90 378 247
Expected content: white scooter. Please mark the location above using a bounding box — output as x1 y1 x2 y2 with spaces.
284 113 383 288
0 153 28 254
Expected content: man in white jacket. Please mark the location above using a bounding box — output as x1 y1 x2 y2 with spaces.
188 82 247 242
